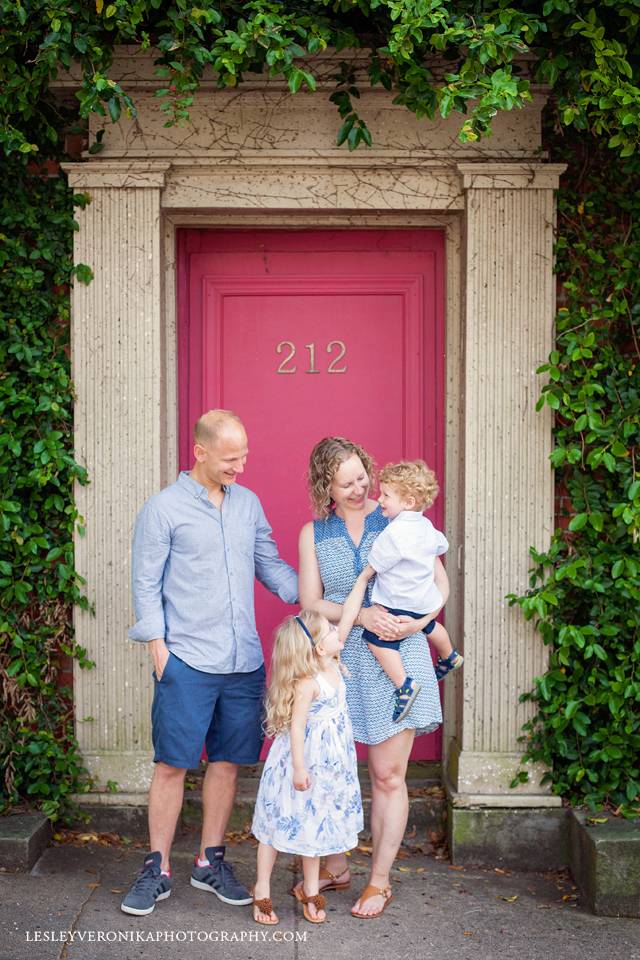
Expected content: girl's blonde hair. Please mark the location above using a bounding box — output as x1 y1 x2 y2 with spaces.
379 459 439 510
264 609 345 736
307 436 376 518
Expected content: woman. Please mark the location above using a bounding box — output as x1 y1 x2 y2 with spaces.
298 437 447 919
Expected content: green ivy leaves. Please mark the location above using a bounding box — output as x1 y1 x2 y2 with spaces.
1 0 639 157
0 161 92 820
510 135 640 817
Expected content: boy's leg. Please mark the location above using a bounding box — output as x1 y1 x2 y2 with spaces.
427 622 464 680
427 622 453 660
367 642 408 688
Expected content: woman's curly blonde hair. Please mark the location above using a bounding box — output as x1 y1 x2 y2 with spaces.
307 437 376 518
379 459 439 511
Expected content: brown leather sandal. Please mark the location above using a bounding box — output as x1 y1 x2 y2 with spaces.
292 885 327 924
351 884 393 919
252 893 278 926
290 865 350 899
319 865 351 891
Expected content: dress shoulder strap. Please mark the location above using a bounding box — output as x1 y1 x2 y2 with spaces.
315 671 339 697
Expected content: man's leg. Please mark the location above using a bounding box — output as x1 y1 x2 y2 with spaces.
199 760 239 856
121 654 216 916
149 762 187 872
121 761 185 916
190 668 265 905
190 761 252 904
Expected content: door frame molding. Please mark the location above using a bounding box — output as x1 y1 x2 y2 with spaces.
63 143 564 802
163 210 465 757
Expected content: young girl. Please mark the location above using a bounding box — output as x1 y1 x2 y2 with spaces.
358 460 463 723
250 575 370 925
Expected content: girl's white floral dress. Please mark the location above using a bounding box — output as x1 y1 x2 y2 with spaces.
251 668 363 855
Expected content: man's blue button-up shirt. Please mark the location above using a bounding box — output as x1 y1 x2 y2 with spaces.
128 471 298 674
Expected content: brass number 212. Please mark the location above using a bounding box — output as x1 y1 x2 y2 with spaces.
276 340 347 375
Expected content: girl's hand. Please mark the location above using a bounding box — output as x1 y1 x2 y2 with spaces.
293 767 311 791
359 604 401 641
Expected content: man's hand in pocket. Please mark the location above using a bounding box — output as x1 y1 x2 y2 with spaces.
149 638 169 679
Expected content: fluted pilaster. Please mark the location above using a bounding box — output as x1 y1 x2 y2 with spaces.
448 163 565 800
64 162 169 792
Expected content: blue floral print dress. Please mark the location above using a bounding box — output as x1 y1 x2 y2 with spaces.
251 668 363 856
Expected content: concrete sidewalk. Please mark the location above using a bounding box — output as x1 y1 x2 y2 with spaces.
0 827 638 960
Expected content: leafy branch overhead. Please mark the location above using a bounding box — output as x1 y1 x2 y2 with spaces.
2 0 640 157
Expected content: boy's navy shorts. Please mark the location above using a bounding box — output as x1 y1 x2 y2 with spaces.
151 653 265 769
362 606 436 652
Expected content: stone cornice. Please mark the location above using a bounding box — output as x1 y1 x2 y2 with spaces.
457 162 567 190
50 45 541 92
62 161 170 189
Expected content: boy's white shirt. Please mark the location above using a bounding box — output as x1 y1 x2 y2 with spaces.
368 511 448 613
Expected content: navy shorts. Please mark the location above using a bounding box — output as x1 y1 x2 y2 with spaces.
362 606 436 651
151 653 266 769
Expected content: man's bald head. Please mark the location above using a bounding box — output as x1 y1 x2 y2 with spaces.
194 410 246 448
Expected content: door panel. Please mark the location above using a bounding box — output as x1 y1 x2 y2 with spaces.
178 229 445 760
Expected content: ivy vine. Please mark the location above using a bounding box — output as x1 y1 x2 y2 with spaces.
1 1 639 820
0 158 95 819
510 134 640 816
1 1 640 159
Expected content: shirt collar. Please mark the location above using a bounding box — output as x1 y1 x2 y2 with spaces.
393 510 424 522
178 470 229 500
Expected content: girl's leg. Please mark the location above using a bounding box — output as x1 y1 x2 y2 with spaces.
428 622 453 660
352 728 414 917
254 842 278 924
301 855 326 921
367 643 407 687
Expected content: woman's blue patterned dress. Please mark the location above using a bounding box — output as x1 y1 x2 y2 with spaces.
314 506 442 745
252 670 363 856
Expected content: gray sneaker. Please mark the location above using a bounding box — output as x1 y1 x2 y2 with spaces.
120 851 172 916
190 846 252 905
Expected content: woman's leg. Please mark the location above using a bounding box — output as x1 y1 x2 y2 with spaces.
352 728 415 917
254 842 278 923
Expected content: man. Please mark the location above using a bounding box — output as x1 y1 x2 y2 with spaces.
121 410 298 916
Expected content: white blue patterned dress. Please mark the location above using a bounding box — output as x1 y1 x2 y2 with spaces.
251 669 363 856
314 506 442 744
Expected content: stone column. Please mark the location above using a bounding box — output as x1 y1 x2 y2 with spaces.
63 161 170 794
447 164 566 812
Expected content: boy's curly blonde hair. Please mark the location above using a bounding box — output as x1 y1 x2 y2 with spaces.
379 459 439 511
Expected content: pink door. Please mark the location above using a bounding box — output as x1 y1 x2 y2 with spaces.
178 229 445 760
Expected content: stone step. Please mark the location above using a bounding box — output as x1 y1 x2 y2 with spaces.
0 812 51 870
569 809 640 918
72 762 446 846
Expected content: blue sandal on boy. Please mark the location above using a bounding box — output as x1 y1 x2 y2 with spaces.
434 650 464 681
392 677 421 722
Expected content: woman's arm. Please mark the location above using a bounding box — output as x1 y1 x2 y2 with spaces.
290 677 317 790
298 523 344 621
298 523 401 636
